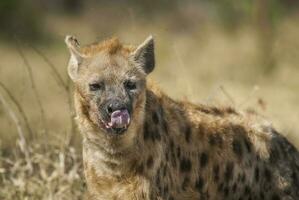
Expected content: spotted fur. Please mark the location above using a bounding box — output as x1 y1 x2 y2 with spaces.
65 35 299 200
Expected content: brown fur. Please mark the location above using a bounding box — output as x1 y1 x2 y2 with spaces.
80 37 135 56
66 36 299 200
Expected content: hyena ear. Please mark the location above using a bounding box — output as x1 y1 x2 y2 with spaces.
131 35 155 74
65 35 85 80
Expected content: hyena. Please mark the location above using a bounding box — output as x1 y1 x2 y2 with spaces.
65 35 299 200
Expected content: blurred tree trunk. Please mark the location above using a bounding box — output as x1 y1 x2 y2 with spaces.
254 0 276 74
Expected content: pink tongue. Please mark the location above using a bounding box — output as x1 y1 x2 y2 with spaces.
109 109 130 128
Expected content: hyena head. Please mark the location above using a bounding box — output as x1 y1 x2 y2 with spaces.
65 35 154 147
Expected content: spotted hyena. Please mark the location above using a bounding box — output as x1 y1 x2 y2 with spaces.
65 35 299 200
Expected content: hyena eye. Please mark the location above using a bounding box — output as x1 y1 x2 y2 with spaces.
89 82 104 91
124 80 137 90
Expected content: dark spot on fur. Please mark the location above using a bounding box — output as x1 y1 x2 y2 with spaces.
136 163 144 174
150 192 155 200
182 177 190 191
224 162 234 182
226 107 237 114
170 139 177 168
168 196 174 200
260 192 265 199
244 138 252 153
208 134 223 147
211 107 223 115
254 166 260 182
164 184 169 196
241 173 246 183
143 122 150 140
196 107 211 115
232 183 237 192
264 167 272 182
170 139 174 153
213 165 220 182
292 173 299 190
195 177 204 192
237 173 241 182
147 156 154 168
150 132 155 142
106 161 118 170
234 124 247 134
154 129 161 141
244 185 250 195
200 152 209 168
283 188 291 195
162 120 169 135
205 190 210 199
247 160 253 168
156 174 160 186
218 182 224 192
141 192 146 198
149 127 161 142
256 154 261 161
208 135 216 146
180 157 192 173
292 172 297 182
165 151 169 161
271 194 280 200
171 155 177 168
185 125 192 143
163 165 167 177
158 105 164 117
232 139 243 159
148 124 161 142
223 186 229 197
152 111 159 124
270 145 281 164
158 185 162 194
278 141 288 158
177 146 181 158
288 142 298 154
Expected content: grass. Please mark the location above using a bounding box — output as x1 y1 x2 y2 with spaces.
0 6 299 199
0 141 84 200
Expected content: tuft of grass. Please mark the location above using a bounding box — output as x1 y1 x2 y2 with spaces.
0 140 85 200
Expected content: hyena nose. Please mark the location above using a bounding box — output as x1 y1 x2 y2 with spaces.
106 100 125 115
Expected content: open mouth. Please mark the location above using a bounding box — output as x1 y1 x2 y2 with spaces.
101 109 131 134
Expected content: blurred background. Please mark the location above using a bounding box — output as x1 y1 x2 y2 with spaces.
0 0 299 199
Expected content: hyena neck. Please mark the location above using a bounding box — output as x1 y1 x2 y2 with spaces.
82 136 144 177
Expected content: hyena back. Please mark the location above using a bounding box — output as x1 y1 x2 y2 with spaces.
65 35 299 200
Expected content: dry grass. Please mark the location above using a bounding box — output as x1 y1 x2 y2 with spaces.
0 141 84 200
0 4 299 199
